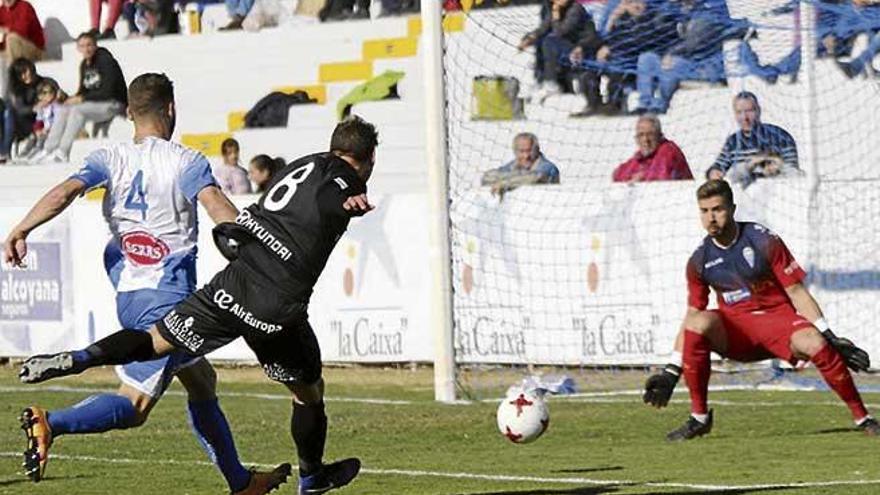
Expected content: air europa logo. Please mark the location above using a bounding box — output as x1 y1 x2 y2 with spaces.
121 231 170 265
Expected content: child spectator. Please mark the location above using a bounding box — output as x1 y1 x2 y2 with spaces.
28 78 65 159
248 154 284 193
214 137 252 194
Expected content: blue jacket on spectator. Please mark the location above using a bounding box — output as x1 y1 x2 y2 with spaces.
604 4 680 74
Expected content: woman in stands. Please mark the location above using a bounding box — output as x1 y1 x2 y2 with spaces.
249 154 285 192
2 58 43 163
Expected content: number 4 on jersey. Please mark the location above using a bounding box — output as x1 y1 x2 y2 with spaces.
125 170 148 220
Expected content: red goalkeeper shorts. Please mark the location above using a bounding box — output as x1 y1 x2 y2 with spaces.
714 305 814 364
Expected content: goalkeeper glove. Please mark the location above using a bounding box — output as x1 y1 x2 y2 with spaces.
822 329 871 373
643 364 681 408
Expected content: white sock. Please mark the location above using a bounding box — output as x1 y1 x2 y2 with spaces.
691 413 709 424
856 415 874 426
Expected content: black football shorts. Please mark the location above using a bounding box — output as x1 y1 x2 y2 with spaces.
156 263 321 384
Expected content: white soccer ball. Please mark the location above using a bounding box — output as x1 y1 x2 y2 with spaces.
496 390 550 444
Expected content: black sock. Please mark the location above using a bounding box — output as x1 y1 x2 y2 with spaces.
82 329 155 366
292 401 327 476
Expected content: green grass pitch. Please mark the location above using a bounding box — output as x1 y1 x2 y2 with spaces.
1 365 879 494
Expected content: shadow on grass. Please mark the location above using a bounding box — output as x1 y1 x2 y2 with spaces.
455 486 619 495
552 467 625 474
457 483 806 495
0 474 95 487
813 427 859 435
636 488 804 495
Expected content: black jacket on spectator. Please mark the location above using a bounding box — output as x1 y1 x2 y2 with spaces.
78 47 127 107
6 74 44 142
574 14 603 57
529 2 588 44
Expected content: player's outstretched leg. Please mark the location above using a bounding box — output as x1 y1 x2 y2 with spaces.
794 329 880 436
668 328 714 441
20 406 52 482
19 329 161 384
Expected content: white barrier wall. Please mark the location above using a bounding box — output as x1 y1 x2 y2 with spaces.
3 179 875 365
0 194 433 363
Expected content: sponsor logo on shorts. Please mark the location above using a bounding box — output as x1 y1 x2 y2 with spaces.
783 261 800 276
163 310 204 352
121 231 170 266
213 289 283 334
721 288 752 305
704 257 724 269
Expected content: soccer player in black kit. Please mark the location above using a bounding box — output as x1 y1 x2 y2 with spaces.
19 116 379 495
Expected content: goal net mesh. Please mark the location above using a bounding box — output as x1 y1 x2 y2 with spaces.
439 0 880 398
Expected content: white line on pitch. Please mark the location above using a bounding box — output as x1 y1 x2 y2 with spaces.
3 384 880 409
0 385 413 405
1 452 879 492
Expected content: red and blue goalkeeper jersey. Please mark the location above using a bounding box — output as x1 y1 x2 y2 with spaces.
686 222 806 314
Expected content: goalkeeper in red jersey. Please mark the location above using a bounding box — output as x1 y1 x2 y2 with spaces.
643 179 878 441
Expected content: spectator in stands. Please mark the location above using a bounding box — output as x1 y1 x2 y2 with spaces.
29 78 65 157
481 132 559 197
31 32 127 164
518 0 588 102
221 0 255 30
612 114 692 182
1 58 43 163
568 8 604 117
132 0 179 37
320 0 371 21
0 0 45 96
379 0 419 16
573 0 679 116
248 154 284 192
90 0 126 39
215 137 252 194
633 1 729 114
707 91 800 187
829 0 880 77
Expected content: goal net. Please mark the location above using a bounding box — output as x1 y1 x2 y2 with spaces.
437 0 880 398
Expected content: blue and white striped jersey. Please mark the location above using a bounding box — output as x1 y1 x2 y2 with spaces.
71 136 217 294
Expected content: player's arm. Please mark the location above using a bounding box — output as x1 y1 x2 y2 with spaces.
3 178 86 267
197 186 239 224
786 282 871 371
784 282 822 323
318 177 373 218
770 235 871 371
182 154 239 224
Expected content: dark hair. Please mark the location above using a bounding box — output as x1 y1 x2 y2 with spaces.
77 31 98 43
36 78 59 96
733 91 761 112
8 58 37 97
221 138 240 155
250 154 284 173
329 115 378 163
696 179 734 206
128 73 174 119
